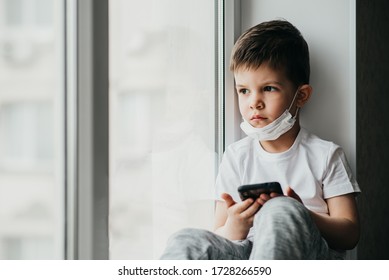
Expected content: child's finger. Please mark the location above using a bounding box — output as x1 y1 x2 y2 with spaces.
256 193 270 205
270 192 282 198
242 200 261 217
259 193 270 201
233 197 255 213
221 193 236 208
285 186 303 203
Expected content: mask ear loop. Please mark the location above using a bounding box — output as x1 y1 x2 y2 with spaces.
292 107 300 119
288 88 300 118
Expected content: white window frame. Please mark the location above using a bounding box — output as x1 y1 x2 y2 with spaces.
223 0 242 148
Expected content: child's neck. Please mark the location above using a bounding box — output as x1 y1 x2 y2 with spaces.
259 125 300 153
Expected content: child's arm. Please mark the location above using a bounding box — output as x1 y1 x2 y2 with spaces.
310 193 360 250
286 187 360 250
214 193 261 240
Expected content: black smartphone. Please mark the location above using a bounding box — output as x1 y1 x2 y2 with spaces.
238 182 283 201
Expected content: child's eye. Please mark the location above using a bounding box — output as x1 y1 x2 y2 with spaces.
238 88 249 95
264 86 277 92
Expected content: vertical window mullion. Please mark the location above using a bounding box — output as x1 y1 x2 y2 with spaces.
216 0 225 164
65 0 109 260
77 0 109 260
223 0 242 147
65 0 77 260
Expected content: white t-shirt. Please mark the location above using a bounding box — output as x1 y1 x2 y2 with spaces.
215 127 360 215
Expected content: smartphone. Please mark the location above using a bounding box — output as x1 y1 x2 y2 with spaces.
238 182 283 201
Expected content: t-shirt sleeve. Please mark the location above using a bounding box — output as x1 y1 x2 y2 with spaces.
322 145 361 199
214 147 242 202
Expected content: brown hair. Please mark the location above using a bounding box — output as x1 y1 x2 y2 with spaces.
230 20 310 87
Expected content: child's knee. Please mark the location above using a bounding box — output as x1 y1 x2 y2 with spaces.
254 196 309 224
161 228 217 260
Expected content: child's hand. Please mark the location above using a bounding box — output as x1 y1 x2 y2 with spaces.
221 193 261 240
257 186 303 206
256 192 283 206
285 186 303 203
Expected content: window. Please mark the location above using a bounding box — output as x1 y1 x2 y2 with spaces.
0 0 223 260
4 0 53 27
0 0 64 259
109 0 218 259
0 102 53 171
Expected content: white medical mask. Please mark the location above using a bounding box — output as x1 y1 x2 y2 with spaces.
240 89 300 141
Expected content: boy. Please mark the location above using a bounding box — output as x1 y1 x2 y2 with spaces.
160 19 360 259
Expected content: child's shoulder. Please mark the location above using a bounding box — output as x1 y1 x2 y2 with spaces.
300 127 341 154
226 136 255 154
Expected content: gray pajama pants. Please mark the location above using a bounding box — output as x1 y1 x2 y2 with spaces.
160 196 344 260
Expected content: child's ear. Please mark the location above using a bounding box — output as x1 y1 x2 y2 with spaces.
296 84 312 108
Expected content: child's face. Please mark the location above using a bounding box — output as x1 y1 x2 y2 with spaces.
234 63 297 129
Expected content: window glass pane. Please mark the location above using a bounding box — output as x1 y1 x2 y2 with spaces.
0 102 53 170
35 0 53 27
4 0 23 26
0 0 64 259
109 0 216 259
